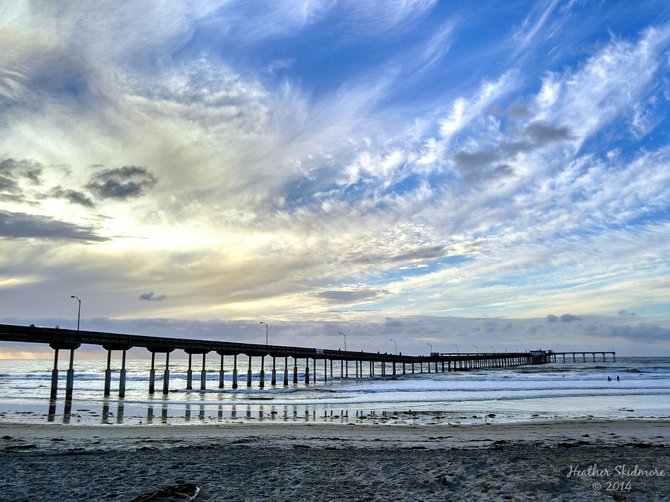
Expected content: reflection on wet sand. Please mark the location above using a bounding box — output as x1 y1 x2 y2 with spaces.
47 400 57 423
46 399 361 426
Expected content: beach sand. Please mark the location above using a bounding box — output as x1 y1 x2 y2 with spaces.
1 419 668 501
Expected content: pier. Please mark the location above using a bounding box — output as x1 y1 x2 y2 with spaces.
0 324 614 401
551 351 616 363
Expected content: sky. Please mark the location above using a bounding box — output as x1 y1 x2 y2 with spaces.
1 1 670 357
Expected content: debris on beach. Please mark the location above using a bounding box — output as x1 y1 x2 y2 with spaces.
131 483 200 501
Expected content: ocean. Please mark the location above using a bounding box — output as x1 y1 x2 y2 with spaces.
0 356 668 426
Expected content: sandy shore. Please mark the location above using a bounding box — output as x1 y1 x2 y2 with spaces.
1 419 668 501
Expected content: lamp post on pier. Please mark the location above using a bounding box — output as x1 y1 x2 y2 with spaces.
70 296 81 333
452 344 459 354
259 321 269 345
474 344 479 354
339 332 347 351
425 342 433 354
390 338 397 355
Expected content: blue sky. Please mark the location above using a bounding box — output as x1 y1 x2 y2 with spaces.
1 1 669 355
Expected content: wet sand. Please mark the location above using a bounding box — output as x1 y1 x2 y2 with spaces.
1 420 668 501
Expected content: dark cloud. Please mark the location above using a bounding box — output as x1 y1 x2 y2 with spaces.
618 310 636 316
139 292 168 302
50 187 95 207
603 323 670 342
0 159 43 199
506 103 530 119
451 148 521 184
448 122 572 184
559 314 581 322
546 313 582 322
383 317 403 328
318 288 387 304
452 150 500 169
390 245 446 262
493 164 514 177
350 245 461 266
0 210 105 241
525 121 574 144
0 158 43 184
0 175 17 192
500 141 533 155
87 166 157 200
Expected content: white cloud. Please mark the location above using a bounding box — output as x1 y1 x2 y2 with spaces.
533 25 670 144
438 73 516 143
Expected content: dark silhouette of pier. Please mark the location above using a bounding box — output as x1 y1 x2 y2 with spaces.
0 324 615 401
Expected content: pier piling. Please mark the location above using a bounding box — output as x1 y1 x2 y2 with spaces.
163 352 170 394
232 354 238 389
284 357 289 386
149 351 156 394
219 354 225 389
200 353 207 391
50 348 59 400
104 350 112 397
119 349 127 398
65 349 75 400
186 353 193 390
259 356 265 389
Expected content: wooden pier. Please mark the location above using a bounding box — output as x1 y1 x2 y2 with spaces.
0 324 614 401
551 351 616 363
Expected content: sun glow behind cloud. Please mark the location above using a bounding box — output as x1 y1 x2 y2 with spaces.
0 1 669 355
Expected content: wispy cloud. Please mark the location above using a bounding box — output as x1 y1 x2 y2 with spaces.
511 0 560 56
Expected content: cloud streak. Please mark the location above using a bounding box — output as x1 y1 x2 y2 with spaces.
0 210 104 241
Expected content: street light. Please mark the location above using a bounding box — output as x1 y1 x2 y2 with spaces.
452 344 459 354
490 345 495 353
338 332 347 351
259 321 268 345
474 344 479 354
425 342 433 354
70 296 81 332
390 338 397 355
503 345 508 352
